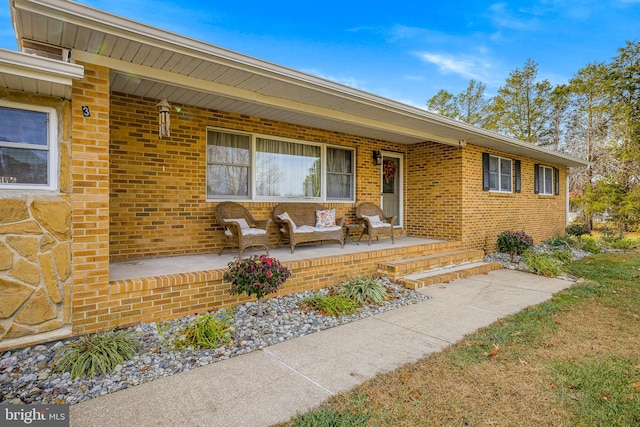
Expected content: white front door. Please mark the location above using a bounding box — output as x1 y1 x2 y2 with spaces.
380 153 402 227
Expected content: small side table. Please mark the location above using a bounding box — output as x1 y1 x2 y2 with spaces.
343 224 361 245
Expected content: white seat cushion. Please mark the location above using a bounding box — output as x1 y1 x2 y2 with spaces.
294 225 317 233
370 222 391 229
223 218 250 229
241 228 267 236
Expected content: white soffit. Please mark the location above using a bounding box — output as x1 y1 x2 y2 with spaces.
10 0 588 167
0 48 84 98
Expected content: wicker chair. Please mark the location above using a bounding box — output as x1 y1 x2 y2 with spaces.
215 202 271 257
356 202 396 246
272 203 344 253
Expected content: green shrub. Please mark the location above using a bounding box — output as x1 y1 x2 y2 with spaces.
523 250 562 277
607 237 639 250
497 231 534 260
581 236 602 254
598 225 625 244
566 223 591 239
339 276 388 304
55 329 141 378
172 311 233 349
304 293 358 317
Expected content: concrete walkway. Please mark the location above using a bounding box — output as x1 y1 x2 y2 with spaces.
70 270 573 427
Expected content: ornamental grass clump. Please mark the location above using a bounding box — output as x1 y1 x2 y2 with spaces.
224 255 291 316
497 230 534 262
170 311 234 350
303 293 359 317
54 329 141 378
339 276 387 304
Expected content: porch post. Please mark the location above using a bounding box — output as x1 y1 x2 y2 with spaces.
70 63 111 334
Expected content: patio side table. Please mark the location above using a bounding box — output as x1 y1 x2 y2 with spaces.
343 223 361 245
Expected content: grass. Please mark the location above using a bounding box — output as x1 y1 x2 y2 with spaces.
278 251 640 426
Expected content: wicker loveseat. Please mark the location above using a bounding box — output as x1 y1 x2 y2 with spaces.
215 201 271 257
272 203 345 253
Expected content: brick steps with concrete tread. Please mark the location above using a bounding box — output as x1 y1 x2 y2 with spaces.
379 248 485 280
396 261 503 289
377 246 502 290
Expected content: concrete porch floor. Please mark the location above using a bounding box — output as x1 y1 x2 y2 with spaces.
109 236 444 281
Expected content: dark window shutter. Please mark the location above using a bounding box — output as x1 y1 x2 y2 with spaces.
534 164 540 194
482 153 490 191
554 167 560 195
514 160 521 193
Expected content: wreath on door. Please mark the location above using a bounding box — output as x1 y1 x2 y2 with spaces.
383 159 396 182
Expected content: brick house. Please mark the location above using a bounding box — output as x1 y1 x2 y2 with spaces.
0 0 587 350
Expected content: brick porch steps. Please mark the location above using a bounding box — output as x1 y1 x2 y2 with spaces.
378 248 486 281
395 261 503 290
377 246 502 290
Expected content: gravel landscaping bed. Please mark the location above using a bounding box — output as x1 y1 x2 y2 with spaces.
0 279 425 406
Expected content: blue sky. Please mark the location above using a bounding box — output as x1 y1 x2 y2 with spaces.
1 1 639 108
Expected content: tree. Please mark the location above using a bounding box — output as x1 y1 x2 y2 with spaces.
457 80 490 126
486 59 554 144
426 80 489 126
565 62 618 228
427 89 460 119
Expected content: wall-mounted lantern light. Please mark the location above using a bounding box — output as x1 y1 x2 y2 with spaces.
156 96 171 138
372 150 383 165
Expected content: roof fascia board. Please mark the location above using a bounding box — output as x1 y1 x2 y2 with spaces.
72 50 461 147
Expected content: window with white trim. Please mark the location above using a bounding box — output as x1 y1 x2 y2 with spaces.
484 153 512 192
206 129 355 201
535 164 559 196
0 102 58 190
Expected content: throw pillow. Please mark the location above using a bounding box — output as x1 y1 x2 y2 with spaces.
277 212 297 230
315 208 336 227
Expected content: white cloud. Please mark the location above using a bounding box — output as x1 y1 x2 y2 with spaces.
415 52 492 81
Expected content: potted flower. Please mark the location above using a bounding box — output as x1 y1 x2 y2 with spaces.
224 255 291 316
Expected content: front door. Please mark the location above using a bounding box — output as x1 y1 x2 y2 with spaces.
381 153 402 227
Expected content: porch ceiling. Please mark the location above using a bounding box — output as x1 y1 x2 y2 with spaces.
10 0 588 167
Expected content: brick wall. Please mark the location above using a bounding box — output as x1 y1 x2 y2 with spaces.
109 93 407 260
461 144 567 251
70 63 112 334
403 140 566 251
405 141 464 241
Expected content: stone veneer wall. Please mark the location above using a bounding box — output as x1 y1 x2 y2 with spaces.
0 90 72 345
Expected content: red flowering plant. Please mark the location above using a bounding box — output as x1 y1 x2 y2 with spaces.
497 230 534 262
224 255 291 316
